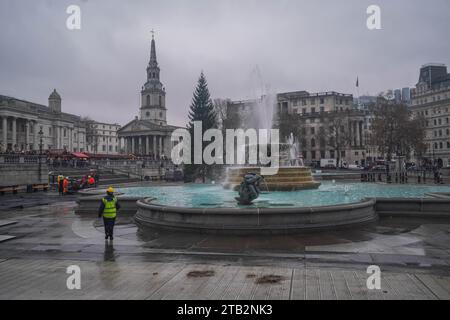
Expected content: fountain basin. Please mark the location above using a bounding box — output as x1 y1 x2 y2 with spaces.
135 198 376 234
223 166 321 191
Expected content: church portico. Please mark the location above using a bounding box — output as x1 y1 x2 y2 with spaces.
120 128 172 158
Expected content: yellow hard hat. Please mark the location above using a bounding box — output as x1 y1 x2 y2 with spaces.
107 187 115 194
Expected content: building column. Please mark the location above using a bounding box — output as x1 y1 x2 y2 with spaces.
32 121 38 151
153 135 157 157
359 121 363 147
69 128 73 152
1 116 7 151
25 119 30 151
11 117 17 151
61 127 64 150
357 121 360 147
159 136 162 157
131 137 135 154
146 136 150 155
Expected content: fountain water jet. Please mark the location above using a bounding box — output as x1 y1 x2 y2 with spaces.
223 68 320 191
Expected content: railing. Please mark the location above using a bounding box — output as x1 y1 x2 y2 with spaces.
0 154 45 164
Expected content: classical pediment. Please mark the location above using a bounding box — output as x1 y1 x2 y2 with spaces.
118 118 179 135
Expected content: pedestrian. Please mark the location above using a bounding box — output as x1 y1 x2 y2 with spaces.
98 187 120 241
88 175 95 188
63 177 69 195
58 175 64 195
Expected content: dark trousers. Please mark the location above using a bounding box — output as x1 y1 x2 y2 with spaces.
103 217 116 237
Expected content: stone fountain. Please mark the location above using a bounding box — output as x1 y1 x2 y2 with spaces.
223 99 321 192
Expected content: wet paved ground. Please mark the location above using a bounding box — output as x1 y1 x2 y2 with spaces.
0 194 449 299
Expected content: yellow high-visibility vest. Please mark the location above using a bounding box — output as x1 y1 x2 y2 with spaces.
102 197 117 218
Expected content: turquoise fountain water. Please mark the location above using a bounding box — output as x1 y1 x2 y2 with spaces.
118 182 450 208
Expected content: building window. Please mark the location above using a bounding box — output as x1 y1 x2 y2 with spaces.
311 138 316 148
310 127 315 135
320 98 324 104
102 145 106 151
311 107 316 114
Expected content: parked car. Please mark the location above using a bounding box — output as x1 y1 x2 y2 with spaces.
348 164 362 170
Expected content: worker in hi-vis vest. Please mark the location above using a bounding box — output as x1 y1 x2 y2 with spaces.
98 187 121 240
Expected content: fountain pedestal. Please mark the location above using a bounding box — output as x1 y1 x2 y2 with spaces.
223 166 321 191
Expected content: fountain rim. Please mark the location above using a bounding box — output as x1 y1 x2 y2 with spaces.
136 197 376 213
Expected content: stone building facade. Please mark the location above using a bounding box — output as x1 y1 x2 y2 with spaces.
118 35 179 158
0 90 86 153
85 121 121 155
227 91 376 167
410 63 450 167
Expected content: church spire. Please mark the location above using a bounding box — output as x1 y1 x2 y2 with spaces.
149 29 158 67
146 30 160 82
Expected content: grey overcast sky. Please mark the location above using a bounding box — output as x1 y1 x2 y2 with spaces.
0 0 449 126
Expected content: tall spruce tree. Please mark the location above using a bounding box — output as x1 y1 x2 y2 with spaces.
184 72 218 182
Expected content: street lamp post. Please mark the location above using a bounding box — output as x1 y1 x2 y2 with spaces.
38 126 43 181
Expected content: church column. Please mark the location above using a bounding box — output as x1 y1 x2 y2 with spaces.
356 121 360 147
359 121 363 147
146 136 150 155
138 136 142 155
153 135 157 157
131 137 135 154
11 117 17 151
159 136 162 157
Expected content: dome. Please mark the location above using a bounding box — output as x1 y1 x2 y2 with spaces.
49 89 61 100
